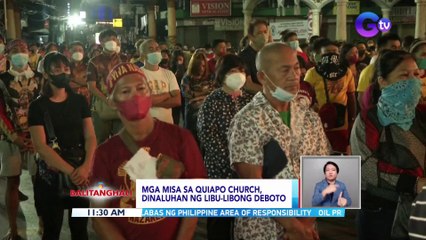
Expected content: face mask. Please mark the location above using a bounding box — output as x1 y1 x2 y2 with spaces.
0 44 5 54
225 72 246 91
115 46 121 54
116 94 152 121
316 53 347 81
72 52 84 62
255 34 268 49
358 50 365 57
416 58 426 70
159 59 169 67
104 41 117 52
11 53 29 69
288 41 299 50
50 73 70 88
377 78 422 131
146 52 163 65
264 73 296 102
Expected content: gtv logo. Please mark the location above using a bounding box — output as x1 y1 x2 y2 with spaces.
355 12 392 38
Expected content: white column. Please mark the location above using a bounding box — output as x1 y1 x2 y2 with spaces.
167 0 177 46
147 4 157 39
294 0 301 15
335 0 348 41
312 9 321 36
243 9 253 36
381 8 391 19
5 0 16 39
415 0 426 39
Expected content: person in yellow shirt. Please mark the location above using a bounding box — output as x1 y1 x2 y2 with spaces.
28 43 41 72
409 40 426 104
357 33 401 110
304 39 356 154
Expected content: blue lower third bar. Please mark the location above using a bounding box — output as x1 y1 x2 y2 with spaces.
141 208 346 218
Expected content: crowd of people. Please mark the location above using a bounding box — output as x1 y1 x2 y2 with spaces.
0 18 425 240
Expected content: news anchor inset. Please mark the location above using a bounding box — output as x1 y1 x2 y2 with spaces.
312 161 352 207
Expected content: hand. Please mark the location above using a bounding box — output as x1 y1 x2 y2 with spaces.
322 184 337 196
13 135 27 149
283 220 319 240
337 192 347 207
23 138 34 153
298 218 316 227
70 167 89 186
75 164 92 181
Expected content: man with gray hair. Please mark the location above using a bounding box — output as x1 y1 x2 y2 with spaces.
140 39 181 124
228 42 331 239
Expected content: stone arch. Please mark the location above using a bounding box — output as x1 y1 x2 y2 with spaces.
243 0 264 12
300 0 335 10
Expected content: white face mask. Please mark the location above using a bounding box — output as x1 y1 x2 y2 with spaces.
264 73 296 102
71 52 84 61
146 52 162 65
0 44 5 54
115 46 121 54
288 40 299 50
104 41 117 52
225 72 246 91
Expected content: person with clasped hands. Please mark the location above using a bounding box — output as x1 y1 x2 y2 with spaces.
312 161 352 207
90 63 206 240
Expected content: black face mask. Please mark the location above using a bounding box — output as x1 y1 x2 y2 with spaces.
159 59 169 68
50 73 70 88
358 50 365 57
315 53 347 81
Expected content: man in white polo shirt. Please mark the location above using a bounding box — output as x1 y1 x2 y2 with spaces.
140 39 181 124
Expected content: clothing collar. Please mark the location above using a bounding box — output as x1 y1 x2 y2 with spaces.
251 92 303 130
8 66 34 80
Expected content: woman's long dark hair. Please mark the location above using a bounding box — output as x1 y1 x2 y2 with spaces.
42 52 73 97
187 52 209 80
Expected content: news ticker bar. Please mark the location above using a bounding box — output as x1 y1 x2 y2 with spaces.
72 208 346 218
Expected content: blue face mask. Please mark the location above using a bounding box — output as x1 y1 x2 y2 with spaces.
11 53 29 69
264 73 296 102
377 78 422 131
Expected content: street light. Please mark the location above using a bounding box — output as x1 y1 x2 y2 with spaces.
67 14 85 29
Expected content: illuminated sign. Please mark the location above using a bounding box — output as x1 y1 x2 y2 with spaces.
113 18 123 28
